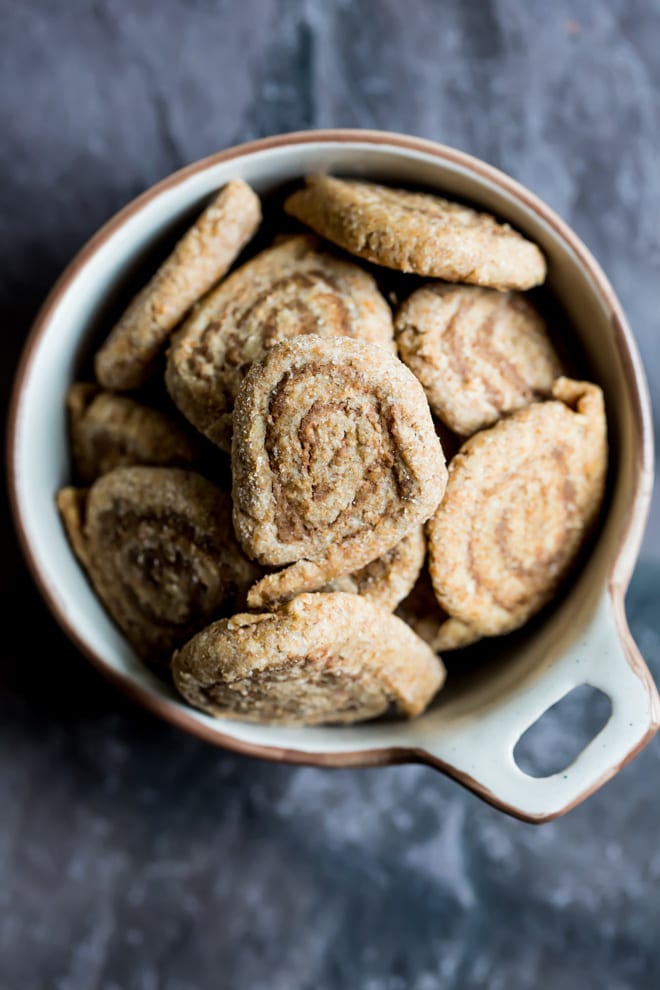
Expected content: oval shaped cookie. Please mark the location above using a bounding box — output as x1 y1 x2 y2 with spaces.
285 175 546 290
166 235 394 452
323 526 426 611
172 593 446 725
232 335 447 607
395 284 562 436
68 384 198 483
57 466 259 669
95 179 261 390
427 378 607 641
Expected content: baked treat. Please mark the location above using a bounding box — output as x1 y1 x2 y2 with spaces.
95 179 261 390
323 526 425 610
68 383 198 483
395 284 561 436
285 175 546 290
232 335 447 607
427 378 607 643
172 592 446 725
165 235 394 451
56 466 259 669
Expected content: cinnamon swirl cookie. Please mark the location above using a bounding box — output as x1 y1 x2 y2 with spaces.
395 284 562 436
172 593 446 725
165 235 394 451
232 335 447 607
57 466 259 669
95 179 261 390
285 175 546 290
323 526 426 611
68 383 198 483
427 378 607 642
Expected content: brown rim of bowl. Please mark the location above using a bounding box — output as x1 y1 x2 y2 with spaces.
7 129 658 824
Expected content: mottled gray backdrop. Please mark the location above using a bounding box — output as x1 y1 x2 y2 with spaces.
2 1 660 988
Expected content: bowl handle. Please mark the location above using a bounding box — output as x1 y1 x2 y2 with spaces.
419 590 660 823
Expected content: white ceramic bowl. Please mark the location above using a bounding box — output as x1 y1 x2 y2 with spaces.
9 130 659 823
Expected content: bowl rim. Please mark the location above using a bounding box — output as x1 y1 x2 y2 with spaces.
7 128 656 822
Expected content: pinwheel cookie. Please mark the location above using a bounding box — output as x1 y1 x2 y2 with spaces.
395 284 562 436
285 175 546 290
166 235 394 451
231 335 447 607
427 378 607 645
95 179 261 390
57 466 259 669
172 593 446 725
68 383 198 483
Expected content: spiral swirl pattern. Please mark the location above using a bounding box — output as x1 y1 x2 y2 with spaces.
396 283 561 436
232 335 447 607
172 593 446 725
427 377 607 641
166 235 394 451
66 466 258 669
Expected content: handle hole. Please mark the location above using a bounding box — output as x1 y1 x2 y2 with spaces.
514 685 612 778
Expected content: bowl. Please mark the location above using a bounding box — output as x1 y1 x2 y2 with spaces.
8 129 659 823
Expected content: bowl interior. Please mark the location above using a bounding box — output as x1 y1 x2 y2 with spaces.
12 137 643 756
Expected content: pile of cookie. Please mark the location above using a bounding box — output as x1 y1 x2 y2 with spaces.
57 175 607 726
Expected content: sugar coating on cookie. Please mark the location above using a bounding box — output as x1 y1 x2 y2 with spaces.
68 383 198 483
95 179 261 391
395 284 562 436
323 526 426 611
172 593 446 725
427 378 607 641
232 335 447 607
57 466 259 669
285 175 546 291
166 235 394 452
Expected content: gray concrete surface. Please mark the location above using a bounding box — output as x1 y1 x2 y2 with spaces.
2 1 660 987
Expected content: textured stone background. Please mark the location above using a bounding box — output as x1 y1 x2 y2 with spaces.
2 1 660 987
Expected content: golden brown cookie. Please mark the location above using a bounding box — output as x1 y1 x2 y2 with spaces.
165 235 394 452
395 284 562 436
323 526 425 611
95 179 261 390
68 383 198 483
285 175 546 290
232 335 447 607
427 378 607 642
172 592 446 725
57 466 259 669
